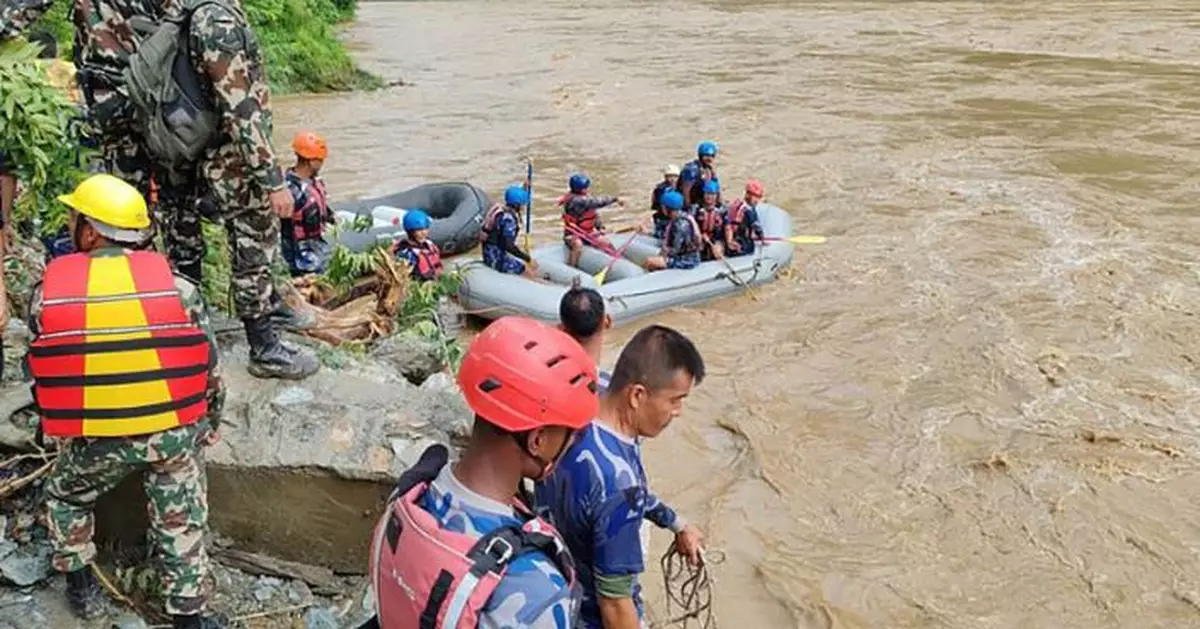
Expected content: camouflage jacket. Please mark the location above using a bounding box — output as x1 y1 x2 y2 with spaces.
0 0 285 192
26 247 226 430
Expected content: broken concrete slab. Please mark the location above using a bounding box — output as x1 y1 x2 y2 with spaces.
92 338 471 574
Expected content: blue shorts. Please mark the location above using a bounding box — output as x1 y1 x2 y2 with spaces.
666 253 700 270
482 244 527 275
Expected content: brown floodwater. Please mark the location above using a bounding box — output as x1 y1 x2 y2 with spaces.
274 1 1200 627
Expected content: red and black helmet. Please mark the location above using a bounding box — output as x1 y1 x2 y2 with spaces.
458 316 599 432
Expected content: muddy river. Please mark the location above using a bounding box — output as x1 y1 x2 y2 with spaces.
274 1 1200 627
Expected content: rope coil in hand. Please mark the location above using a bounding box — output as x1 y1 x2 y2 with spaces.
652 543 721 629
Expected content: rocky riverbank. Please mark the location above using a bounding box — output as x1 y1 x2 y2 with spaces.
0 307 471 628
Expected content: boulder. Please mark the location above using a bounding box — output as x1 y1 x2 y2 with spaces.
369 332 446 385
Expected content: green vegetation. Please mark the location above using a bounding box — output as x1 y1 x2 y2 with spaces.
31 0 379 94
0 39 91 236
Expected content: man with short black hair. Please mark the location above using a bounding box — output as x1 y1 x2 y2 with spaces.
559 281 612 387
535 324 707 629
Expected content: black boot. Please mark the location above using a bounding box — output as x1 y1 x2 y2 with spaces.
244 315 319 380
171 612 230 629
268 299 317 331
64 567 105 619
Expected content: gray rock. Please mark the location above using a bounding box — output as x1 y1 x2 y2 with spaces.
418 373 472 440
370 332 444 385
286 579 314 605
0 541 53 587
109 614 150 629
303 606 341 629
272 385 315 407
253 582 277 603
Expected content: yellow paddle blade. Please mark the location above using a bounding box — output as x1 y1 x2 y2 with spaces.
594 267 609 286
787 235 826 244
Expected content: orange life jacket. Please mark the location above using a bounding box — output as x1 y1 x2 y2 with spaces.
27 250 211 438
559 194 602 234
697 205 725 240
396 239 443 281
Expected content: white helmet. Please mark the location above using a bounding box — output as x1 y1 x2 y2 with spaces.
664 164 680 177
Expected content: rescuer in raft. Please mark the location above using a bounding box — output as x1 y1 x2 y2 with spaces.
281 131 334 276
643 191 701 271
480 184 539 278
725 179 767 257
650 164 680 238
677 141 720 207
393 210 443 282
25 174 228 629
361 316 599 629
561 173 622 269
691 179 728 261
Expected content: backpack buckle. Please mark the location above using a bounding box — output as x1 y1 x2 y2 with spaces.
483 536 514 565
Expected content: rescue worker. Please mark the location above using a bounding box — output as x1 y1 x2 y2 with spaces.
650 164 680 238
393 210 443 283
725 179 766 257
559 280 612 389
362 316 599 629
0 0 319 381
26 174 227 629
281 131 333 276
534 324 707 629
692 180 727 261
561 173 621 269
677 141 720 207
643 191 701 271
480 184 538 279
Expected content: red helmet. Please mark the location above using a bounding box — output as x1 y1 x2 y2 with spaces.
458 316 599 432
292 131 328 160
745 179 765 197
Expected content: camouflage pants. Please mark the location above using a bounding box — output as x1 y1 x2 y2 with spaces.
104 136 279 320
43 423 213 616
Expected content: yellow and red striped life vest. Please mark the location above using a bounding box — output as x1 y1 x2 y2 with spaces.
28 250 211 438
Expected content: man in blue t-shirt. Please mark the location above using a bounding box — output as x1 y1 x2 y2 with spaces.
534 325 707 629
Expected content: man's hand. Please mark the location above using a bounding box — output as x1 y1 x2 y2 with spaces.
674 524 705 566
268 187 294 219
728 240 742 254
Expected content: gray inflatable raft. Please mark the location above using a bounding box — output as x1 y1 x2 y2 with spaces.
452 204 795 327
332 182 490 256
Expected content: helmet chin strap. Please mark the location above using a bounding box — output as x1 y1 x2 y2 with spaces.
515 429 576 482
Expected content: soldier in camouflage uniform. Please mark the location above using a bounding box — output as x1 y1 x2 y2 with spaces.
0 0 319 380
26 175 229 629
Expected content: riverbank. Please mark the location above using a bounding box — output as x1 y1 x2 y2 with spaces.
33 0 379 94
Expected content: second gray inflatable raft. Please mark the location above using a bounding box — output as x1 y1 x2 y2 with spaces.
453 204 795 327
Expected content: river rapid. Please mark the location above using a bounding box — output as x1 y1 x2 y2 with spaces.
273 2 1200 627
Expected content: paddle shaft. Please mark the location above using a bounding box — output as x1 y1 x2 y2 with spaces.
563 222 622 257
595 233 642 283
524 161 533 252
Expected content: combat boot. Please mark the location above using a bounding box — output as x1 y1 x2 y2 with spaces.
64 567 104 619
244 315 320 380
267 299 317 332
171 612 230 629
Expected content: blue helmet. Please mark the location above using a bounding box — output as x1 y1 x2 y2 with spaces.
697 141 718 158
569 173 591 193
403 209 432 232
504 185 529 208
702 180 720 195
661 190 685 211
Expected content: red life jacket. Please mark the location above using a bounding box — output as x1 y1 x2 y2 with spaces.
663 214 702 255
727 198 748 224
291 176 329 241
559 194 602 235
369 445 578 629
479 203 516 247
397 240 443 281
27 250 211 438
697 205 725 240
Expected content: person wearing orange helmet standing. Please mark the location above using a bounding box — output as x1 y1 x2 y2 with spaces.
282 131 334 276
361 316 599 629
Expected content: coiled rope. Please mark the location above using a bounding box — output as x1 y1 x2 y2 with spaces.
651 544 723 629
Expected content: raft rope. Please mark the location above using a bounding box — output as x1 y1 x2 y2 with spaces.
652 543 722 629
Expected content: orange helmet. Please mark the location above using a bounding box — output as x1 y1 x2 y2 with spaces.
292 131 328 160
745 179 765 197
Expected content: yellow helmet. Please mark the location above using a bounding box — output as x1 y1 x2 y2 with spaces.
57 174 151 243
58 174 150 229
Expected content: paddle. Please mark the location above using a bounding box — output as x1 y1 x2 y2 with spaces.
594 223 649 285
523 160 533 254
758 235 827 245
563 222 622 257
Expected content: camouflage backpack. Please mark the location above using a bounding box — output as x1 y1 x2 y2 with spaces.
122 0 234 172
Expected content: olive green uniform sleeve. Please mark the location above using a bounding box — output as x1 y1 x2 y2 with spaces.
0 0 54 39
595 573 638 599
190 4 284 191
